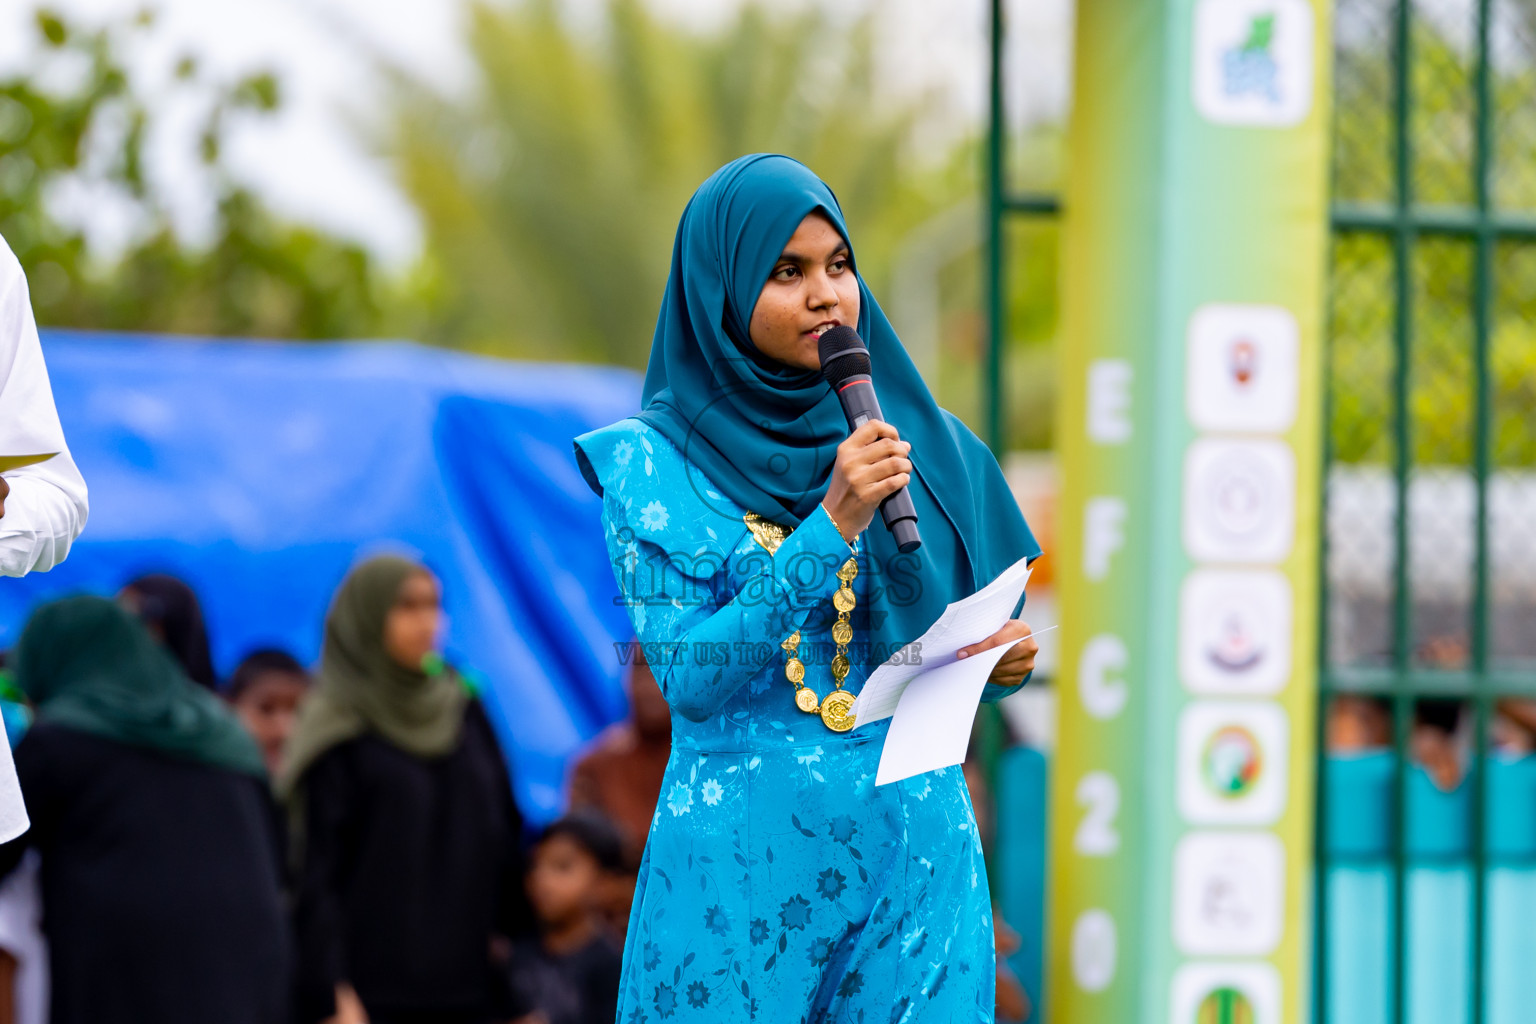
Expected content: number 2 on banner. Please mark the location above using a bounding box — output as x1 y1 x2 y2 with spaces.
1073 772 1120 855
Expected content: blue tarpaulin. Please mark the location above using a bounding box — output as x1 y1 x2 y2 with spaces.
0 330 642 822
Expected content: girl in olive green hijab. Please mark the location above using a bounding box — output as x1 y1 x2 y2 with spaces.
284 555 528 1024
279 554 468 797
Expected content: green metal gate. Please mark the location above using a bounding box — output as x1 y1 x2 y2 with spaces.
1318 1 1536 1021
984 0 1536 1020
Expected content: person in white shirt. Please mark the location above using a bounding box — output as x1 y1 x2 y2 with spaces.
0 235 88 580
0 236 84 1024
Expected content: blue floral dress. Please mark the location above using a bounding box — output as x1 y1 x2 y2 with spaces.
576 419 1018 1024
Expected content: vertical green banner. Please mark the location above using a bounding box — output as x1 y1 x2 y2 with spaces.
1047 2 1331 1023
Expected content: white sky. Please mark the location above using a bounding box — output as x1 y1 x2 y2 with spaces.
0 0 1073 268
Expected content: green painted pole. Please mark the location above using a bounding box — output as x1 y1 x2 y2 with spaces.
1469 1 1494 1020
980 0 1007 904
985 0 1005 455
1314 255 1338 1024
1388 2 1413 1022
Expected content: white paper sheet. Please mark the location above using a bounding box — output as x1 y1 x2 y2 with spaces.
851 555 1033 726
874 637 1024 786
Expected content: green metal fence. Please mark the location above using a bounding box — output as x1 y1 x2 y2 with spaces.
985 0 1536 1020
983 0 1059 455
1319 1 1536 1021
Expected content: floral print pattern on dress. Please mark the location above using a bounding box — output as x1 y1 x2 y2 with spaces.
639 499 670 532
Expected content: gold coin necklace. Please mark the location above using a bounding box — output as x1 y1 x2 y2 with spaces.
782 554 859 732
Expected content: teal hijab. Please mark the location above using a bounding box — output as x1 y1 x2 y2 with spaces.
13 595 265 777
630 154 1039 657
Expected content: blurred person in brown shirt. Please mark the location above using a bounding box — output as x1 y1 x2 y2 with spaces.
566 643 670 938
568 643 670 866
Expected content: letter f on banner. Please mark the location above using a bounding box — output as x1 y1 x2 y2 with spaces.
1084 498 1127 581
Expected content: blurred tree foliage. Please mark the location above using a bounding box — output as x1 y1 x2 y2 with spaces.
382 0 979 367
0 1 1066 446
2 1 1064 449
0 9 386 338
1330 12 1536 467
13 3 1533 464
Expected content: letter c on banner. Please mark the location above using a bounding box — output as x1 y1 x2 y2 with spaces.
1079 634 1129 719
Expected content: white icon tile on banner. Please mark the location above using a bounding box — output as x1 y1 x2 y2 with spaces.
1183 439 1295 563
1192 0 1315 128
1177 702 1290 826
1173 831 1285 956
1170 962 1282 1024
1186 304 1299 433
1179 569 1292 695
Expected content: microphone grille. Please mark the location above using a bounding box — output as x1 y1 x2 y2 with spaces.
818 325 871 387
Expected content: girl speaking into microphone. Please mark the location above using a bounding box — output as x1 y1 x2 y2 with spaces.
574 154 1040 1023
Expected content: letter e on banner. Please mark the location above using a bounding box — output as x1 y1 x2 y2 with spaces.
1087 359 1133 444
1080 634 1129 719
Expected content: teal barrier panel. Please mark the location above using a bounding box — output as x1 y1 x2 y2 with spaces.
1327 865 1392 1023
1321 752 1536 1024
1487 868 1536 1024
996 746 1048 1020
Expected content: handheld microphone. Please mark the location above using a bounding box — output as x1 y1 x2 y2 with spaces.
818 325 921 554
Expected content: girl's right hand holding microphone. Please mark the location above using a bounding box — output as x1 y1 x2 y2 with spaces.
820 420 912 544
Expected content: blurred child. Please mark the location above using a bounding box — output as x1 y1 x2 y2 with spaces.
510 814 624 1024
1329 694 1468 791
1412 698 1465 791
226 649 310 777
1326 695 1391 752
